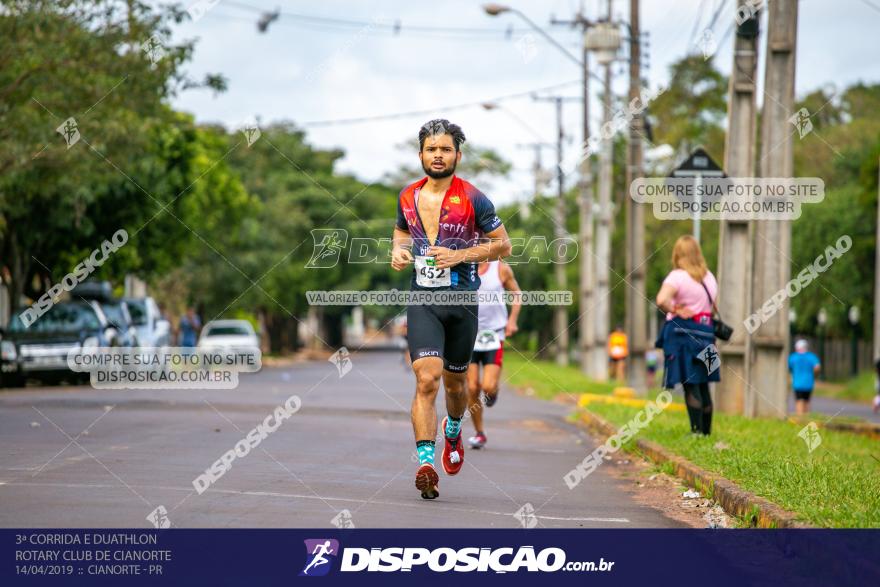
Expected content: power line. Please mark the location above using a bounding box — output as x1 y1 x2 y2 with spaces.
209 8 571 42
221 0 568 38
687 0 709 48
208 8 526 41
300 79 581 127
704 0 729 33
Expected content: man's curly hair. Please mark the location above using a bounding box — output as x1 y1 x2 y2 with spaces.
418 119 466 152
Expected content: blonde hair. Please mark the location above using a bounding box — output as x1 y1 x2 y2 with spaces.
671 235 708 282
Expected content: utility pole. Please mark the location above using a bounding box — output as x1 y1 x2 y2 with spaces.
578 44 596 374
534 95 579 365
517 143 554 196
552 4 624 379
749 0 798 418
624 0 646 393
592 0 617 381
550 9 595 374
716 5 760 415
875 156 880 366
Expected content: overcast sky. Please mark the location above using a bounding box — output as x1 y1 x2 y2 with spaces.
164 0 880 207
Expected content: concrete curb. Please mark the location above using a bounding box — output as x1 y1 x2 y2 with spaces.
575 407 814 528
815 419 880 440
577 392 687 412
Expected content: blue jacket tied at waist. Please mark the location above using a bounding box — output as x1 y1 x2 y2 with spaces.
657 317 720 388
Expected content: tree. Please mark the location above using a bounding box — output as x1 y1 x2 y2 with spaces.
647 54 728 161
383 140 512 187
790 83 880 337
0 0 228 307
184 122 399 352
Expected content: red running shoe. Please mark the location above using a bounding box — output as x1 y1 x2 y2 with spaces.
468 432 487 449
415 463 439 499
441 417 464 475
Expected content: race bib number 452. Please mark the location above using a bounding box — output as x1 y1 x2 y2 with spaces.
415 256 451 288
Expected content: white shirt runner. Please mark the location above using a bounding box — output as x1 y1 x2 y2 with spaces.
473 329 502 352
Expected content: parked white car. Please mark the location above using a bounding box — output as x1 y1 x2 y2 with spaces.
197 320 260 367
123 297 171 348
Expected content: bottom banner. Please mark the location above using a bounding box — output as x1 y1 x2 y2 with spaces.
3 529 878 586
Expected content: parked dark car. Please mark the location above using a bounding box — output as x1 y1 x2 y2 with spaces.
0 300 122 387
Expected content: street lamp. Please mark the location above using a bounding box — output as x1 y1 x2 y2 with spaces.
482 3 509 16
483 4 620 376
484 3 585 368
789 308 797 343
849 306 860 377
848 305 860 325
817 308 827 380
482 4 584 68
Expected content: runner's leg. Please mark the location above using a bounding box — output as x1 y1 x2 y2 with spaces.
482 342 503 406
481 364 501 405
412 357 443 442
467 363 483 434
440 303 478 423
412 355 443 498
439 304 478 474
407 304 444 498
443 369 468 425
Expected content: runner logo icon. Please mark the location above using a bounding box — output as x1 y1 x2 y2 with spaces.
300 539 340 577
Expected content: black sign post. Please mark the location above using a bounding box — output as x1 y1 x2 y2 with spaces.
669 147 726 243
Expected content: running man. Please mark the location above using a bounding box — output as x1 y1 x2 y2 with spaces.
391 119 511 499
467 260 521 449
608 325 628 382
302 541 334 575
788 339 820 415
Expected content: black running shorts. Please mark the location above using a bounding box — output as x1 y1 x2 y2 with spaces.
407 303 478 373
794 389 812 401
470 342 504 367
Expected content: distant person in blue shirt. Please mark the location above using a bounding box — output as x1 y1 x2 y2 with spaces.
788 339 821 415
178 307 201 350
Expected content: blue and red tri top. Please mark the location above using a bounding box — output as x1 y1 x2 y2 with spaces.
396 175 503 291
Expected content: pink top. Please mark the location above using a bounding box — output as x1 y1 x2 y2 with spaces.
662 269 718 320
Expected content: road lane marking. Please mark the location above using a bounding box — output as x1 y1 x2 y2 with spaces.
2 481 631 524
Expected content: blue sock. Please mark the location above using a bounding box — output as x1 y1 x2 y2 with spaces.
416 440 435 465
445 415 462 439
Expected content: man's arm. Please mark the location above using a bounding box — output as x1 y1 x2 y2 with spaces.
427 225 512 269
391 227 414 271
500 261 521 337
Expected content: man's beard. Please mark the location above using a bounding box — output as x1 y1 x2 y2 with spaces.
422 158 456 179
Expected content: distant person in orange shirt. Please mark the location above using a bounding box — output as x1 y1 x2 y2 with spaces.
608 326 628 382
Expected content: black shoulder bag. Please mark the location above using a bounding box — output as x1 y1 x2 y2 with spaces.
701 281 733 341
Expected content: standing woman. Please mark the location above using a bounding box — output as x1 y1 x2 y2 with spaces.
655 236 720 435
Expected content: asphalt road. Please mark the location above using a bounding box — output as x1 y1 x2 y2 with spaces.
0 351 684 528
810 395 880 424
